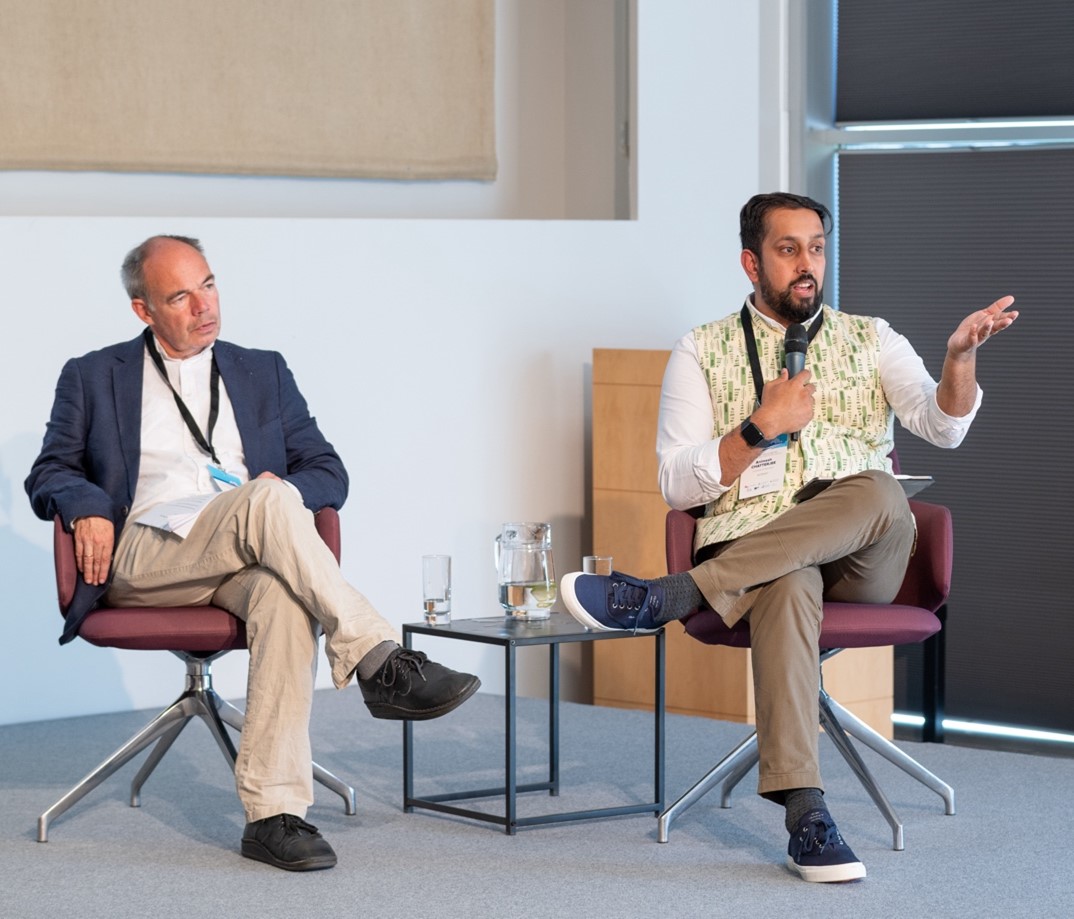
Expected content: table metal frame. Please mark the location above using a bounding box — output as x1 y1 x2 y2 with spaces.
402 614 664 834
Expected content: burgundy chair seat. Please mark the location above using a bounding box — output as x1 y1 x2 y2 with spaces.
77 607 247 652
683 601 941 650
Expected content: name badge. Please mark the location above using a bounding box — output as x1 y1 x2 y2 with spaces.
738 436 788 498
208 464 242 489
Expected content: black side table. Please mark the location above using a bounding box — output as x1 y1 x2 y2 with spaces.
402 613 665 834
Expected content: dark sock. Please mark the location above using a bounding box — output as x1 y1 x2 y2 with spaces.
649 572 705 623
355 640 400 681
784 788 827 833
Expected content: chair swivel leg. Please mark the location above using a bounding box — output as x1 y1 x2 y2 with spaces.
719 746 761 807
38 694 198 842
819 693 905 850
657 731 759 842
130 655 238 806
129 713 194 806
824 694 955 815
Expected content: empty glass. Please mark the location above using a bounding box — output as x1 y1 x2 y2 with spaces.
583 555 613 576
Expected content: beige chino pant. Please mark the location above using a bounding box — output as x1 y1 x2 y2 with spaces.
688 470 915 800
106 479 399 822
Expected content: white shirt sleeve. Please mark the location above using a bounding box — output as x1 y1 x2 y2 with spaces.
876 317 982 448
656 331 731 509
655 314 984 511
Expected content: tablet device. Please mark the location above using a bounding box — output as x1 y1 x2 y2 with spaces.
793 474 933 503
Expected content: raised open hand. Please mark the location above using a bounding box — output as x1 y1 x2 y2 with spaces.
947 295 1018 357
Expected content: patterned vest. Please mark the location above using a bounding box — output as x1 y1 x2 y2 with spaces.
693 304 894 553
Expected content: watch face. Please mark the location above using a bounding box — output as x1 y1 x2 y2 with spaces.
741 420 765 447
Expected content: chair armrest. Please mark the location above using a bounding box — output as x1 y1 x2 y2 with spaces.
314 507 342 564
53 516 78 614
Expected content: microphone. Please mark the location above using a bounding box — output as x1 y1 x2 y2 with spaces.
784 323 809 442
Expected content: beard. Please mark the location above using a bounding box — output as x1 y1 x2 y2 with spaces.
757 267 823 325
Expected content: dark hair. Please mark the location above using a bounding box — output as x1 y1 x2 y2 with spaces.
739 193 832 255
120 235 204 302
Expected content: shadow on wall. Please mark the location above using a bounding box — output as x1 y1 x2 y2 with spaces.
0 434 130 726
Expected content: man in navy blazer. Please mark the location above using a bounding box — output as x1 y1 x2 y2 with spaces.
26 235 479 871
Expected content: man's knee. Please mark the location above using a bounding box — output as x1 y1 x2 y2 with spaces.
854 468 907 507
242 478 311 525
843 470 913 531
245 476 297 504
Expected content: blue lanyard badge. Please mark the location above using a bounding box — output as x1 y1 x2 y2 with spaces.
208 464 242 488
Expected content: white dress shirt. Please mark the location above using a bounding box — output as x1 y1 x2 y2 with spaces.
656 299 983 510
130 338 250 522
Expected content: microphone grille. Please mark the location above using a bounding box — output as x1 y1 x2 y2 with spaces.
784 323 809 353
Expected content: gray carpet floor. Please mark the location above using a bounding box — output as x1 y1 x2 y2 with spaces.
2 687 1070 918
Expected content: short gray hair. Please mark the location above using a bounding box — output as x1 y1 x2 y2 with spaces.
120 235 204 302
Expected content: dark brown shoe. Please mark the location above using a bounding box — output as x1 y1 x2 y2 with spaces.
358 648 480 720
241 814 337 871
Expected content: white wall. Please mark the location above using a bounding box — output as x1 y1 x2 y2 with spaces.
0 0 766 726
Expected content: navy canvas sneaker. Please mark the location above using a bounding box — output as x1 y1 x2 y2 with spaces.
560 571 665 632
786 809 866 883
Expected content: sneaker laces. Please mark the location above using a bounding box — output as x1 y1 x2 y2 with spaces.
608 577 649 612
798 815 840 855
607 575 662 627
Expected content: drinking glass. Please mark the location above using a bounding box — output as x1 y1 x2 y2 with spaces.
422 554 451 625
583 555 613 576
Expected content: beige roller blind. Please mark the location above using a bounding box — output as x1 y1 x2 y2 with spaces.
0 0 496 180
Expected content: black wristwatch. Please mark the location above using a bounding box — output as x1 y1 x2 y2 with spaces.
739 417 770 448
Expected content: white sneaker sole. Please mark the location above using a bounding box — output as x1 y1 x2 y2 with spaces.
787 855 867 883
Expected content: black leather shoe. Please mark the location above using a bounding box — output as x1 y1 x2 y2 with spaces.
241 814 337 871
359 648 480 720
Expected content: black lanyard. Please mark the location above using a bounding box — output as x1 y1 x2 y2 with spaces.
740 304 824 405
143 328 221 465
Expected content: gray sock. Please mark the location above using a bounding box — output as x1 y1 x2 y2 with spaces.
784 787 827 833
355 640 400 681
649 572 705 623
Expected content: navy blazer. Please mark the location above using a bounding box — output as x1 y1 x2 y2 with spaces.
25 334 349 644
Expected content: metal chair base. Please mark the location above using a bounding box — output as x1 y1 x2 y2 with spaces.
658 661 955 849
38 652 357 841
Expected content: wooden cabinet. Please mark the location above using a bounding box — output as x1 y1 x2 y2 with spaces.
590 348 894 738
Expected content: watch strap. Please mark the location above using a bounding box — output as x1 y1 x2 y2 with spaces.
739 417 768 448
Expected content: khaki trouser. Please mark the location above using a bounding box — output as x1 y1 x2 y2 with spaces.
106 479 399 822
688 470 915 799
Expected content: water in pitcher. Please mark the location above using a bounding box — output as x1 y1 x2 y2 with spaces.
498 581 557 619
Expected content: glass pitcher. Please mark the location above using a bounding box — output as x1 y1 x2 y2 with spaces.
494 522 556 620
